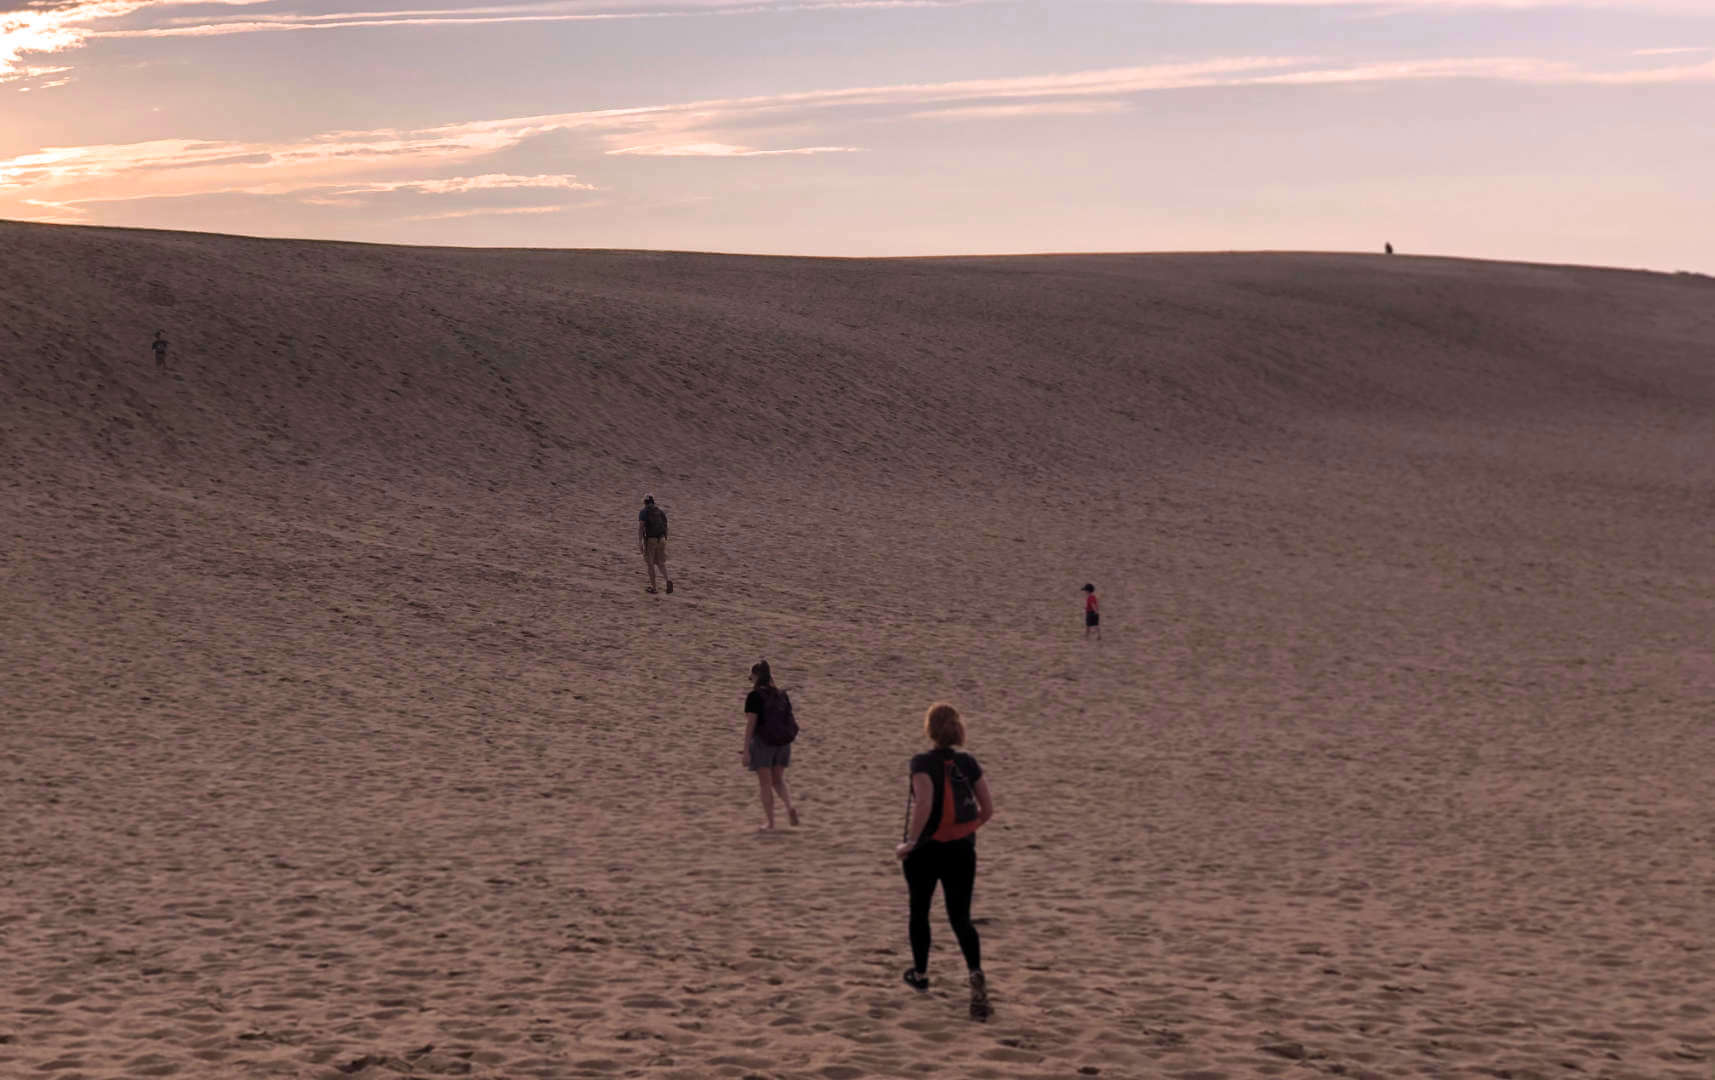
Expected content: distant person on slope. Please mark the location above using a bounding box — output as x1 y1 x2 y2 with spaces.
896 702 994 1020
152 331 169 371
637 494 673 594
1082 583 1100 641
742 660 800 830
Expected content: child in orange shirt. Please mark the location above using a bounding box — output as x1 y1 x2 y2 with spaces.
1082 583 1100 641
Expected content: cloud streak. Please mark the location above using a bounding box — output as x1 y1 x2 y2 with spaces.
607 142 861 156
403 202 581 221
5 50 1713 216
331 172 597 193
3 0 984 81
0 57 1311 193
2 0 273 82
9 0 1709 88
102 0 979 38
909 100 1131 119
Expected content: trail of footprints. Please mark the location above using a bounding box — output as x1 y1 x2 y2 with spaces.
7 852 1715 1080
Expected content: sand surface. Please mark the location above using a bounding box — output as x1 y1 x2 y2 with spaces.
4 221 1714 1079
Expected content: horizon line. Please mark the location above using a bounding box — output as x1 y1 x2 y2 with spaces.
5 215 1707 278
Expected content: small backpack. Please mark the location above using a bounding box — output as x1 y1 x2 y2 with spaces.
932 755 983 842
903 753 983 844
755 688 799 746
642 505 668 538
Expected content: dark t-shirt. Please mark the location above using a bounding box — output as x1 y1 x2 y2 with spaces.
638 506 667 538
744 689 764 718
152 339 167 355
909 749 983 844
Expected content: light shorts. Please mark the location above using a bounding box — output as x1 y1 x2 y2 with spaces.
644 537 668 565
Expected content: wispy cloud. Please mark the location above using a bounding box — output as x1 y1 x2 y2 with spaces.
3 0 984 82
607 141 861 156
5 50 1713 213
1236 52 1715 87
1248 55 1571 85
1576 55 1715 84
331 172 597 194
910 100 1131 119
12 65 71 89
0 57 1308 194
10 0 1709 87
15 196 88 221
103 0 979 38
403 202 580 221
1 0 273 82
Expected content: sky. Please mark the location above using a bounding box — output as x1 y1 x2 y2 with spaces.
2 0 1712 269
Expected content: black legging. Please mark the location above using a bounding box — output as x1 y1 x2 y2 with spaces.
903 838 981 974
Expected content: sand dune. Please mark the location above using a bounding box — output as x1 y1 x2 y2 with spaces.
4 219 1714 1079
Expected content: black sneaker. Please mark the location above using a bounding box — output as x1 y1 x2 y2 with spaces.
968 969 991 1021
902 968 928 992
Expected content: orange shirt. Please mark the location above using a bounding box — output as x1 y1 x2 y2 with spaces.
1085 593 1098 613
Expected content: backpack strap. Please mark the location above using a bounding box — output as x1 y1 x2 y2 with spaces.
903 775 915 844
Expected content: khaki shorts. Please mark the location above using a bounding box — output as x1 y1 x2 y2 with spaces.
643 537 668 565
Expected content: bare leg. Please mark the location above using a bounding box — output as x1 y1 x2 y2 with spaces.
756 768 776 829
770 767 799 826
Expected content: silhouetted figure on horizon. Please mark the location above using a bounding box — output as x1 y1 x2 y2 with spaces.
152 331 168 370
1385 242 1394 255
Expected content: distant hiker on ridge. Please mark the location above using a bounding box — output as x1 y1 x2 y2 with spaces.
1385 242 1394 255
637 494 673 594
152 331 169 370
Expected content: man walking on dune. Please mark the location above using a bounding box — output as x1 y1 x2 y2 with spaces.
638 494 674 594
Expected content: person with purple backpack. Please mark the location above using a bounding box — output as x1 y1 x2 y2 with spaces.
741 660 800 831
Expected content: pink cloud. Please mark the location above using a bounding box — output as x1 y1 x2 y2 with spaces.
606 142 862 156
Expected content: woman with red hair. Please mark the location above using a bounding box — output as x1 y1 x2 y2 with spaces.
895 702 995 1020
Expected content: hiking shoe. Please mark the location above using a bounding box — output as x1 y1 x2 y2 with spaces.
645 586 658 594
665 580 673 594
968 969 991 1021
902 968 928 992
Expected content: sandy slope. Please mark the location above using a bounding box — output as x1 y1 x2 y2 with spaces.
3 220 1714 1080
